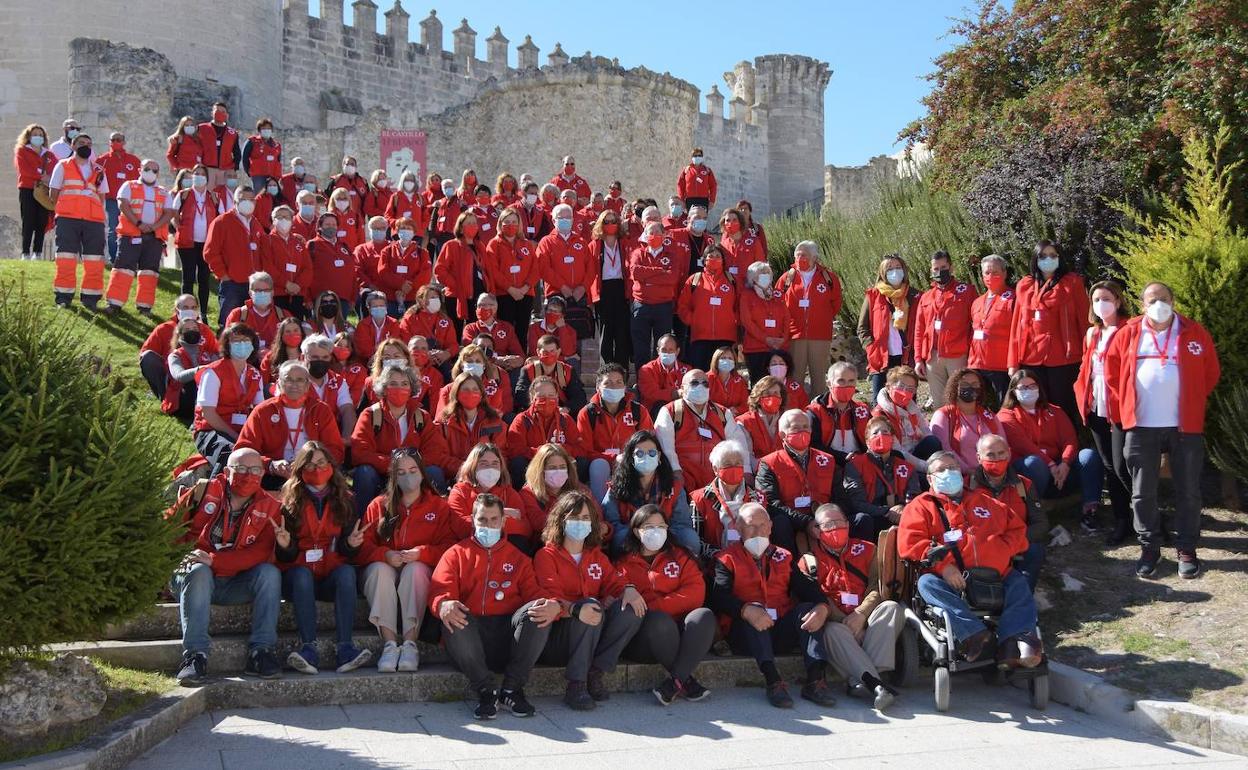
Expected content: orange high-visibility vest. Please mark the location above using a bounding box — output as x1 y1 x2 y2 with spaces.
54 158 106 223
117 183 169 238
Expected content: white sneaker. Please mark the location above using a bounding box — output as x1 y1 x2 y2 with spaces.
397 640 421 672
377 641 400 672
1017 639 1043 669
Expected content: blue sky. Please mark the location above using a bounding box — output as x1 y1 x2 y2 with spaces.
362 1 975 167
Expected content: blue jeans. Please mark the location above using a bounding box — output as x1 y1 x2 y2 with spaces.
917 569 1037 643
176 562 281 655
218 279 249 328
352 464 446 516
105 198 120 261
727 602 818 667
588 458 612 504
1018 542 1046 592
630 301 674 373
282 564 357 650
1013 448 1103 507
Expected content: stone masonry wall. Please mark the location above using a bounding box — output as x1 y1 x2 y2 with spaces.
695 113 770 224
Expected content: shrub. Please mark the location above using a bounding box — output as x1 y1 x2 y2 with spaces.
0 281 186 657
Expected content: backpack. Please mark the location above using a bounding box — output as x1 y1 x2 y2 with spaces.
671 398 726 432
370 402 423 435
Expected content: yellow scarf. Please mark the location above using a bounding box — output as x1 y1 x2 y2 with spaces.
875 281 910 330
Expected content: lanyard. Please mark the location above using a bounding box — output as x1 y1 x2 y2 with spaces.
1146 324 1175 367
285 407 308 458
603 242 620 272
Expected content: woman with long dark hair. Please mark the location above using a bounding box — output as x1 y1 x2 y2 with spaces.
601 430 699 557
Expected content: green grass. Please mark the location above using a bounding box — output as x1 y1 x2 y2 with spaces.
1120 631 1193 658
0 260 197 460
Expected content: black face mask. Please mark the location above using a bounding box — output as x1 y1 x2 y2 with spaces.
957 387 980 403
75 145 92 159
932 268 953 285
319 303 339 318
181 330 202 345
308 359 332 378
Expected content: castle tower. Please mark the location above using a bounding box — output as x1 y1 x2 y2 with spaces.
749 55 831 214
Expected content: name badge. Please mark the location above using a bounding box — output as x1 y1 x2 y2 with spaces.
305 548 323 563
402 211 412 218
230 413 247 425
336 229 347 237
285 262 297 273
943 528 963 544
794 495 812 508
527 226 535 234
764 319 776 328
481 223 491 231
438 216 446 224
934 320 943 331
349 190 357 196
563 256 575 264
1033 310 1042 321
396 265 408 274
709 296 722 306
799 299 811 308
249 242 257 251
973 329 986 340
726 530 741 542
131 237 142 245
334 259 345 267
698 427 713 439
116 172 126 179
766 607 778 621
840 592 860 607
603 448 620 457
729 267 739 275
510 265 521 274
266 155 274 161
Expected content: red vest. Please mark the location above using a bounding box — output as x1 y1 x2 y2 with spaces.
281 498 351 578
808 395 871 454
716 542 795 619
759 447 837 513
246 136 283 178
664 400 728 491
812 539 875 614
846 451 914 505
193 358 262 432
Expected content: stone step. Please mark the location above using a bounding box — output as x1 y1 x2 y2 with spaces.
104 602 373 641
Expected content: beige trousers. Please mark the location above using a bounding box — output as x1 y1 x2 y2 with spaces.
925 355 968 408
819 600 904 680
791 339 833 397
362 561 432 637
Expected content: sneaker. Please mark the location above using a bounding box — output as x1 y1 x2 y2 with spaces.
766 681 794 709
397 640 421 671
845 678 870 699
1016 636 1043 668
800 678 837 707
287 644 319 674
873 685 896 711
176 651 208 686
653 675 680 706
1080 510 1102 534
960 628 995 663
376 641 400 673
564 681 596 711
244 648 282 679
499 687 535 717
1177 550 1201 579
586 668 609 702
1136 547 1162 578
100 304 119 317
681 676 710 702
474 687 498 720
336 646 372 673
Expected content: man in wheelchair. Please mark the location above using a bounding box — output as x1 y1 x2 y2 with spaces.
897 451 1042 669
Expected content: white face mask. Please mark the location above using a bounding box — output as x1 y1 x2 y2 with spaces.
235 199 255 216
343 164 357 175
1093 299 1117 322
475 467 501 489
744 536 769 558
376 179 389 189
275 218 292 235
1146 300 1173 325
525 193 538 206
334 199 350 211
177 308 199 321
769 363 787 379
426 297 441 314
141 170 157 184
639 527 668 551
686 384 709 405
463 362 485 378
403 180 416 192
886 268 906 287
756 273 772 290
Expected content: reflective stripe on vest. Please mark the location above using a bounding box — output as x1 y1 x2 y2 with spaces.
54 159 106 222
118 184 169 238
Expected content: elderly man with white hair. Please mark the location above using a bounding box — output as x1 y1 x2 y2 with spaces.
774 240 843 397
689 439 766 559
235 359 345 489
627 219 684 373
756 408 839 556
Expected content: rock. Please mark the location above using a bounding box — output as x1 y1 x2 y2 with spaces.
1048 525 1073 547
1060 572 1086 592
0 653 107 739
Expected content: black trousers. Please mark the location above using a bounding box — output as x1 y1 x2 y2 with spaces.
19 188 49 254
688 339 733 372
276 295 307 322
1087 412 1131 525
746 351 773 384
498 294 534 351
442 603 551 693
178 244 211 315
976 369 1011 407
596 279 631 367
1031 363 1082 429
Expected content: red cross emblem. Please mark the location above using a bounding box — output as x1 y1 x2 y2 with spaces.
773 290 783 299
956 283 968 294
587 563 603 580
1187 341 1202 355
972 506 992 519
815 454 830 467
425 511 437 521
1003 290 1014 300
245 535 256 545
438 319 449 328
520 247 530 256
855 406 869 419
850 543 866 557
663 238 672 246
573 243 583 251
771 549 788 563
502 562 514 573
660 257 671 266
816 283 828 294
896 464 910 478
663 562 680 579
623 412 635 426
497 329 507 339
720 284 731 293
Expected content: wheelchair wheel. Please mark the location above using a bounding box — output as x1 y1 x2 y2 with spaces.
888 624 920 689
1029 673 1049 710
934 666 951 712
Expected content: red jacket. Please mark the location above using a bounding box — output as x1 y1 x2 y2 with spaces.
676 163 717 205
351 402 450 474
997 404 1077 466
1103 314 1220 433
327 173 369 213
576 394 653 463
468 203 500 248
308 369 352 412
308 236 358 304
13 145 54 188
616 549 705 619
638 358 689 412
384 190 426 234
715 542 797 619
332 209 365 252
587 237 635 303
757 447 837 516
845 451 916 506
740 287 792 354
627 243 683 304
178 475 280 577
356 492 456 567
376 241 432 299
435 370 512 417
96 149 140 200
860 286 919 373
898 490 1027 576
663 400 731 492
461 320 523 358
192 358 263 433
399 311 459 355
235 396 345 467
279 498 355 578
537 232 595 291
525 320 577 357
550 173 592 200
363 187 393 221
777 267 843 340
678 271 738 342
1008 272 1090 368
433 238 484 319
429 195 465 236
353 315 404 364
483 236 540 296
968 288 1016 371
280 172 315 204
913 282 977 362
243 135 282 179
264 230 312 299
223 301 288 352
352 240 386 292
291 212 318 243
535 544 628 616
508 202 551 241
430 538 543 617
807 394 871 454
719 234 763 286
709 371 749 414
196 122 239 169
811 538 876 615
204 211 269 284
447 481 529 540
163 348 218 416
507 408 584 461
142 319 219 359
434 414 507 474
166 135 204 171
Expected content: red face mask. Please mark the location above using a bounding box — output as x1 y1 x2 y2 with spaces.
984 273 1006 293
646 235 665 249
819 527 849 551
501 222 519 237
462 224 479 239
891 388 914 408
833 385 857 403
457 389 482 409
411 350 430 367
110 140 125 152
544 313 560 327
301 465 334 487
563 165 575 176
332 347 350 361
538 350 559 366
476 307 495 323
229 471 262 496
385 386 411 408
796 256 813 271
282 331 302 347
603 223 619 235
867 434 894 455
534 396 558 417
785 430 812 452
981 458 1010 477
722 219 740 234
279 392 306 408
759 395 782 414
476 196 490 207
716 466 745 485
213 109 228 123
704 258 724 274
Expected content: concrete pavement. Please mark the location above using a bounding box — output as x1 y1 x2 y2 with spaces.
125 681 1246 769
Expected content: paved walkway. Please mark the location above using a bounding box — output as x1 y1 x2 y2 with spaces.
127 684 1245 769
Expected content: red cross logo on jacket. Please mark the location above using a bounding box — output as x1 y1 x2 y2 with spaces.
587 563 603 580
663 561 681 579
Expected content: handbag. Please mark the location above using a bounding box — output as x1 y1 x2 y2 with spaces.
934 500 1004 613
33 180 55 211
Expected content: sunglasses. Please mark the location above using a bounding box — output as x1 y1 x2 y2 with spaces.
632 448 659 460
688 379 709 388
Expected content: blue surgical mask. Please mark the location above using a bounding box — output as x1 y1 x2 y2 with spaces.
370 305 387 322
226 178 238 189
555 218 573 235
716 358 736 373
886 269 906 287
398 229 414 243
600 386 626 404
30 135 45 148
303 182 316 193
299 204 315 218
931 469 964 496
690 219 707 234
251 291 272 307
229 340 254 360
1037 256 1059 275
442 184 456 197
294 164 306 176
1016 387 1040 407
691 156 704 166
564 519 592 542
686 384 710 405
474 525 502 548
370 228 387 242
633 452 660 474
179 177 193 189
658 352 677 367
267 184 279 196
670 205 684 217
260 129 273 140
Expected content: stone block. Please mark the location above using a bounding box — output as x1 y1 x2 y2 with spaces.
1211 711 1248 758
1133 700 1212 748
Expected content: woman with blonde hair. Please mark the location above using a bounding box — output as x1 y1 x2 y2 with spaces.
858 253 922 402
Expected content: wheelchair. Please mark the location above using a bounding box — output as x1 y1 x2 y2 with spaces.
879 530 1050 712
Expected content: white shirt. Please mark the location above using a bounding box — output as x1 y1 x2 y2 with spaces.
888 326 904 356
653 401 751 472
1091 326 1117 418
175 189 212 243
49 138 74 161
311 378 353 411
1134 319 1181 428
116 181 172 226
282 406 308 462
601 241 623 281
49 158 108 195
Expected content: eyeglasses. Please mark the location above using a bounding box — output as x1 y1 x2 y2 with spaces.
817 522 849 532
227 465 265 476
633 449 659 460
688 379 709 388
304 459 332 470
391 448 423 460
893 384 917 394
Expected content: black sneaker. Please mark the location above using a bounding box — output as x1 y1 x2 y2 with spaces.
766 681 794 709
176 651 208 686
243 648 282 679
473 687 498 720
563 681 596 711
1177 550 1201 579
586 668 609 702
1136 547 1162 578
499 687 535 717
800 678 837 707
681 676 710 702
1080 510 1102 534
653 675 680 706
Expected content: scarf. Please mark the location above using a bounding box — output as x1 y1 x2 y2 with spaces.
875 281 910 330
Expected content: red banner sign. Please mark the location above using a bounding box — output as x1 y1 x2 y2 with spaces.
380 130 427 184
